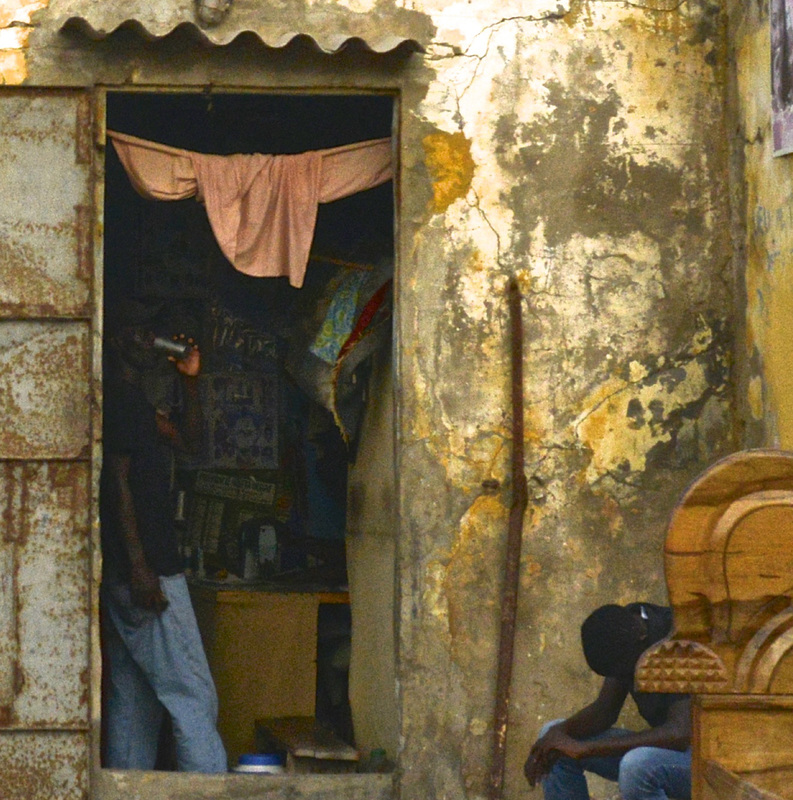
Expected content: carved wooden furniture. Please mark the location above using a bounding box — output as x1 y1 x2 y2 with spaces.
636 449 793 800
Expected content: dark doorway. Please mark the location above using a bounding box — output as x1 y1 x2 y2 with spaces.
102 90 395 770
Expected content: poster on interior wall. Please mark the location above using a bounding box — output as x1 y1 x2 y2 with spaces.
772 0 793 155
202 372 278 470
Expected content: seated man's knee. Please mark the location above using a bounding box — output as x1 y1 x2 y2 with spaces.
618 748 661 797
538 718 566 738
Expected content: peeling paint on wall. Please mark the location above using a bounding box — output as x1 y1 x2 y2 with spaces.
0 1 49 85
575 322 729 481
732 2 793 447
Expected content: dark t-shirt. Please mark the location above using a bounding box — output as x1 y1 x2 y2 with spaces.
100 379 182 581
623 602 686 727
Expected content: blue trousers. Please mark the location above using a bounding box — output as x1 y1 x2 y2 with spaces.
539 720 691 800
102 574 227 772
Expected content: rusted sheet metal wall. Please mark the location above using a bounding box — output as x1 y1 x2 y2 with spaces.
0 92 93 319
0 323 90 458
0 464 91 725
0 731 90 799
0 90 92 799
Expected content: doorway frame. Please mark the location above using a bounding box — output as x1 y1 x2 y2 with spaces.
91 83 403 799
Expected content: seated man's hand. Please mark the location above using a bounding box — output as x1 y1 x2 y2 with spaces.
524 725 587 786
524 728 558 786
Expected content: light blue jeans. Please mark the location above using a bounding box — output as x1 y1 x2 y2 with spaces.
539 720 691 800
102 574 227 772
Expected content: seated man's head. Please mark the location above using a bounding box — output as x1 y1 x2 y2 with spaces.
580 604 649 680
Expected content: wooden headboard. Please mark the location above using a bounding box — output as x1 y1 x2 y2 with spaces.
635 450 793 800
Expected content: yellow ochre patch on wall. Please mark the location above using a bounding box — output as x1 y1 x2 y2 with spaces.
422 131 475 215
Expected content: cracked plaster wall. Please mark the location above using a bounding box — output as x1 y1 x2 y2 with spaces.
400 2 732 798
0 1 736 799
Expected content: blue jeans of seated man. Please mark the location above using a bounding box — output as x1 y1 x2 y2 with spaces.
538 720 691 800
102 574 227 773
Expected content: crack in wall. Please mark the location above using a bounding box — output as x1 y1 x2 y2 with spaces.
465 188 504 266
427 11 567 61
593 468 646 488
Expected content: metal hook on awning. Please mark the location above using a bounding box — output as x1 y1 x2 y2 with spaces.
195 0 233 27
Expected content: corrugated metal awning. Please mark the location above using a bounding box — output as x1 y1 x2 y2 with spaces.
53 0 429 54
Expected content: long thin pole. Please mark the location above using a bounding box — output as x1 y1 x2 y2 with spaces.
488 277 529 800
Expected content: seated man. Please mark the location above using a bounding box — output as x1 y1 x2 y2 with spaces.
524 602 691 800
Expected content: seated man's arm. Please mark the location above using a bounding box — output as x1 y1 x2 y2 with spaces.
582 696 690 756
553 696 691 762
524 677 628 786
562 677 629 738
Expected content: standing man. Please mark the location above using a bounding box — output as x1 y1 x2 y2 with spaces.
524 602 691 800
100 301 227 772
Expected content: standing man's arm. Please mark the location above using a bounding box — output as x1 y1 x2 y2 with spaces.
105 452 168 612
156 341 203 456
524 677 628 786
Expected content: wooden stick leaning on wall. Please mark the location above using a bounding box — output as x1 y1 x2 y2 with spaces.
488 277 529 800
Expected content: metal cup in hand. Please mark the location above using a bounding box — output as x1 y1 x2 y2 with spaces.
152 336 193 360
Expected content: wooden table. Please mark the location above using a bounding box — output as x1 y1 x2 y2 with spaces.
189 581 349 769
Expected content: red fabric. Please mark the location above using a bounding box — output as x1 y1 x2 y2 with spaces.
337 278 392 362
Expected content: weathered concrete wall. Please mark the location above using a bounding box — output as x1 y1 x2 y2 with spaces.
398 2 732 798
0 1 735 799
346 350 399 761
725 1 793 450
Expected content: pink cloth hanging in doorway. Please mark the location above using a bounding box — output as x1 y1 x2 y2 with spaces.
107 130 393 288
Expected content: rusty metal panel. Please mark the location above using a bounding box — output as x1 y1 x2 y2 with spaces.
0 529 14 715
0 463 90 728
0 91 92 318
0 731 89 800
0 321 90 460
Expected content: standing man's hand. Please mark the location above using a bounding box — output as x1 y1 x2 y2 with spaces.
163 335 204 456
171 335 200 377
130 561 169 613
